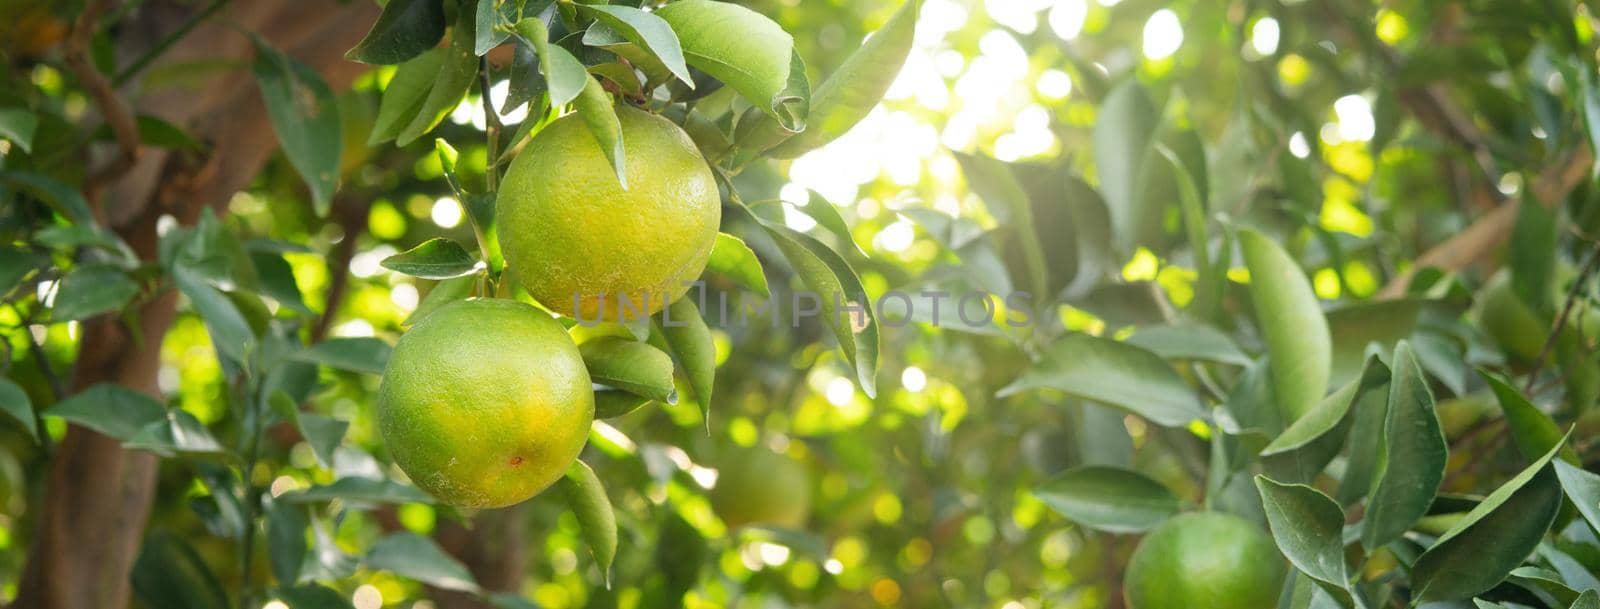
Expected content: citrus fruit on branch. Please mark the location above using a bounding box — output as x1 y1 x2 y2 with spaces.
499 104 721 322
377 299 594 508
710 445 813 529
1123 512 1287 609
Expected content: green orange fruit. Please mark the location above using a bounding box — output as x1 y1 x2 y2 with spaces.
710 445 812 529
377 298 593 508
1123 512 1286 609
499 104 720 322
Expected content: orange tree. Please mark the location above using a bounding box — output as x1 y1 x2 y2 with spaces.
5 1 1600 609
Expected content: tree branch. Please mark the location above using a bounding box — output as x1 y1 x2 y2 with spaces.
63 0 142 196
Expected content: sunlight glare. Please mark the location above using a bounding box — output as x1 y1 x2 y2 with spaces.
1143 9 1184 61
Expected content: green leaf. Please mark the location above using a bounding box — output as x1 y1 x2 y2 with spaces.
1361 341 1448 551
298 415 349 470
1240 228 1331 423
0 170 94 224
124 409 228 458
951 152 1049 300
403 276 476 326
48 383 167 441
1255 476 1349 588
276 584 354 609
561 460 618 585
1262 356 1389 456
574 75 626 188
0 379 38 443
1325 299 1422 388
998 333 1206 427
792 190 864 255
365 533 480 592
51 265 138 321
284 477 433 505
266 500 309 585
579 4 693 87
655 297 716 417
0 107 38 153
1510 566 1584 607
345 0 446 64
370 48 448 145
1572 591 1600 609
1033 465 1179 533
761 223 880 397
503 40 546 114
1510 200 1557 316
131 531 230 609
514 17 587 108
173 267 254 364
580 337 678 404
291 337 393 376
1483 371 1580 464
705 233 769 297
767 0 920 158
0 248 46 297
1124 323 1251 367
1556 460 1600 536
381 238 480 279
1412 434 1569 602
395 8 478 147
1094 82 1163 252
251 252 312 315
593 389 653 419
654 0 803 130
252 36 342 215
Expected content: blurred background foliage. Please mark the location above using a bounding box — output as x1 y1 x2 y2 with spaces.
4 0 1600 608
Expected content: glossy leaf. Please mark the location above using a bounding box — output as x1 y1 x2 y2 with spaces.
561 460 618 585
0 248 46 296
655 0 803 130
0 170 94 224
1361 341 1448 550
1510 199 1557 315
705 233 769 297
1573 591 1600 609
253 36 341 215
370 48 447 145
761 223 880 397
1556 460 1600 536
767 0 920 158
1483 371 1579 464
365 533 480 592
396 5 478 146
1411 435 1569 602
291 337 393 376
173 267 255 364
381 238 480 279
1255 476 1348 588
1033 465 1179 533
574 75 626 187
792 190 864 255
345 0 446 64
124 409 228 458
593 389 652 419
1124 323 1251 367
580 337 678 404
514 17 587 107
51 265 138 321
1240 228 1331 423
578 4 692 86
251 252 311 315
656 297 716 416
48 383 167 441
284 477 433 505
998 333 1206 427
1262 356 1389 456
0 379 37 442
266 501 309 585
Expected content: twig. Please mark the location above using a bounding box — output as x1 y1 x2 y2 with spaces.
64 0 142 194
1523 240 1600 392
311 198 369 343
479 57 502 193
112 0 230 87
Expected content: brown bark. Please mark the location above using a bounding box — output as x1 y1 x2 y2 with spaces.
14 2 376 608
433 507 530 609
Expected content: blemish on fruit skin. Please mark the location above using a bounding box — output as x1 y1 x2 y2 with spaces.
508 456 525 466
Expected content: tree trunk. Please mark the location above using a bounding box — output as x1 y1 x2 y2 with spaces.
13 2 375 607
433 507 530 609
